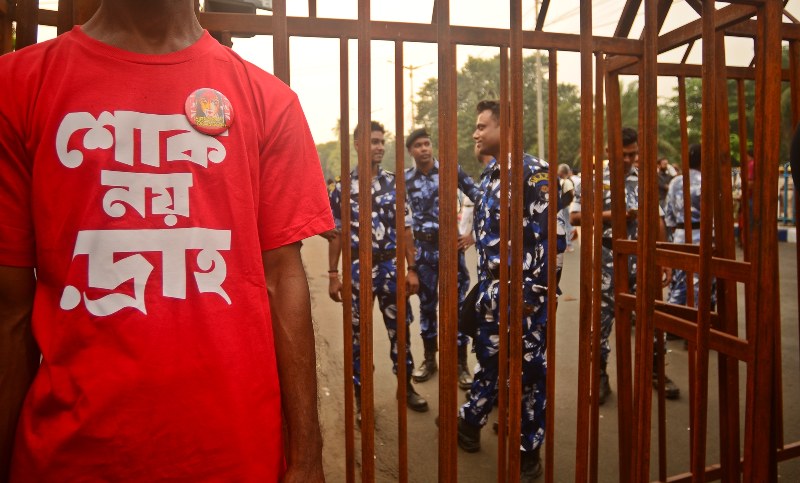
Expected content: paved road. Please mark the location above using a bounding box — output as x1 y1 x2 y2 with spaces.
303 235 800 482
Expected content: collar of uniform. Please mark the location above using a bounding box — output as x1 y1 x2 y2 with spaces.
408 159 439 179
481 157 498 179
350 165 386 180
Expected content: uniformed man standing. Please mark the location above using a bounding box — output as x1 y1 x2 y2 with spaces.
458 100 564 480
664 144 705 307
328 121 429 421
570 127 680 404
403 128 482 389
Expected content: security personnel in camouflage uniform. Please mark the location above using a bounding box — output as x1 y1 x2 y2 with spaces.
664 143 709 307
570 127 680 404
404 128 481 389
328 121 429 420
457 100 565 481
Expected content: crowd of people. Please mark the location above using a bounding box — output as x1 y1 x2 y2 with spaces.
322 97 710 480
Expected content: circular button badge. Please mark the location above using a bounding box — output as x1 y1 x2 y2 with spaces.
185 88 234 136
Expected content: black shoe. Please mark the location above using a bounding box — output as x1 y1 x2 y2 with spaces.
520 449 543 481
457 363 473 390
598 373 611 406
412 351 438 383
652 373 680 400
406 383 429 412
457 418 481 452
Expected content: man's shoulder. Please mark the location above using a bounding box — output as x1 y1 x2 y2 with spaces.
0 32 71 80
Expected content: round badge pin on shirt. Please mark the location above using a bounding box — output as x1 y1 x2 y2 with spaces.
185 88 234 136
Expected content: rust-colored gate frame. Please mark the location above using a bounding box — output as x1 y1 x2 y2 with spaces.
4 0 797 481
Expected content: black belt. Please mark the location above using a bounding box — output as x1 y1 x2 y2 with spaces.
674 222 701 230
414 230 438 244
351 248 395 263
602 238 613 250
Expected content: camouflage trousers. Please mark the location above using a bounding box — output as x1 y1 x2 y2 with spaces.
459 278 548 452
600 244 637 366
350 258 414 389
415 239 471 348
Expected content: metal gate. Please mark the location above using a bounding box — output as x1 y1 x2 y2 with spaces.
4 0 798 481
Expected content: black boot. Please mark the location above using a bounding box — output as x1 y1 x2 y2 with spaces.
598 361 611 406
653 349 680 400
457 417 481 453
412 338 438 383
457 344 474 390
405 380 429 412
520 448 543 481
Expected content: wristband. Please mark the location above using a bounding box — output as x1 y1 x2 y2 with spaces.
328 269 339 273
407 265 418 273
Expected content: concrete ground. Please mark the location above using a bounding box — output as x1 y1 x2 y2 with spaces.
302 235 800 482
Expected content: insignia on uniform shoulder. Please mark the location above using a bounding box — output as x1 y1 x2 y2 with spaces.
528 172 549 187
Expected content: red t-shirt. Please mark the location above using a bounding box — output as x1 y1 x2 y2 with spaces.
0 27 333 481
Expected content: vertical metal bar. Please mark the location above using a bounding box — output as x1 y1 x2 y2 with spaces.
606 73 633 483
356 1 375 479
692 1 718 480
393 40 409 483
790 42 800 433
436 2 458 480
272 0 290 84
574 2 594 480
633 0 658 480
15 0 40 49
338 36 356 483
589 51 605 483
544 48 558 483
737 78 751 258
508 1 524 480
677 75 696 474
712 29 743 483
498 45 510 483
745 1 781 480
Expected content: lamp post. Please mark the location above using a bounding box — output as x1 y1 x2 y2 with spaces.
388 60 433 132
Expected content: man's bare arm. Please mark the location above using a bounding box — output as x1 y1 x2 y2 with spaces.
262 244 324 482
328 232 343 302
0 267 38 482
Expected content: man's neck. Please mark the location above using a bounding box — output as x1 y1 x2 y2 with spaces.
371 162 381 177
81 0 203 54
415 159 434 174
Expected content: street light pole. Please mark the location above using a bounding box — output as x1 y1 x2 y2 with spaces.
388 60 432 132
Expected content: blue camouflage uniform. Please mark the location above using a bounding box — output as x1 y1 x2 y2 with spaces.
405 160 482 348
664 169 707 306
329 167 414 389
570 164 639 368
459 154 565 453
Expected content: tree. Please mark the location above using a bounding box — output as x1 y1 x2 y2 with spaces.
414 54 580 178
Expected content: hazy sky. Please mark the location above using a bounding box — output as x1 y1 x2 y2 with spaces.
38 0 800 144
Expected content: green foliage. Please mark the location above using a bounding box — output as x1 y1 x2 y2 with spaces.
414 54 568 179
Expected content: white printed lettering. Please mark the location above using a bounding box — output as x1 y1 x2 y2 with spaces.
101 170 194 226
62 228 232 316
56 111 227 168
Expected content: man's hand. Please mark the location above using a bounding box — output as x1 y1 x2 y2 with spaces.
458 233 475 251
406 270 420 295
318 228 340 241
626 208 638 221
662 267 673 288
328 274 343 302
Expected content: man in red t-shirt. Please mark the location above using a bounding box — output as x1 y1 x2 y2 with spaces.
0 1 331 481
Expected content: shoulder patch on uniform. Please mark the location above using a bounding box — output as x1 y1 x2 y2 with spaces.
528 172 549 186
